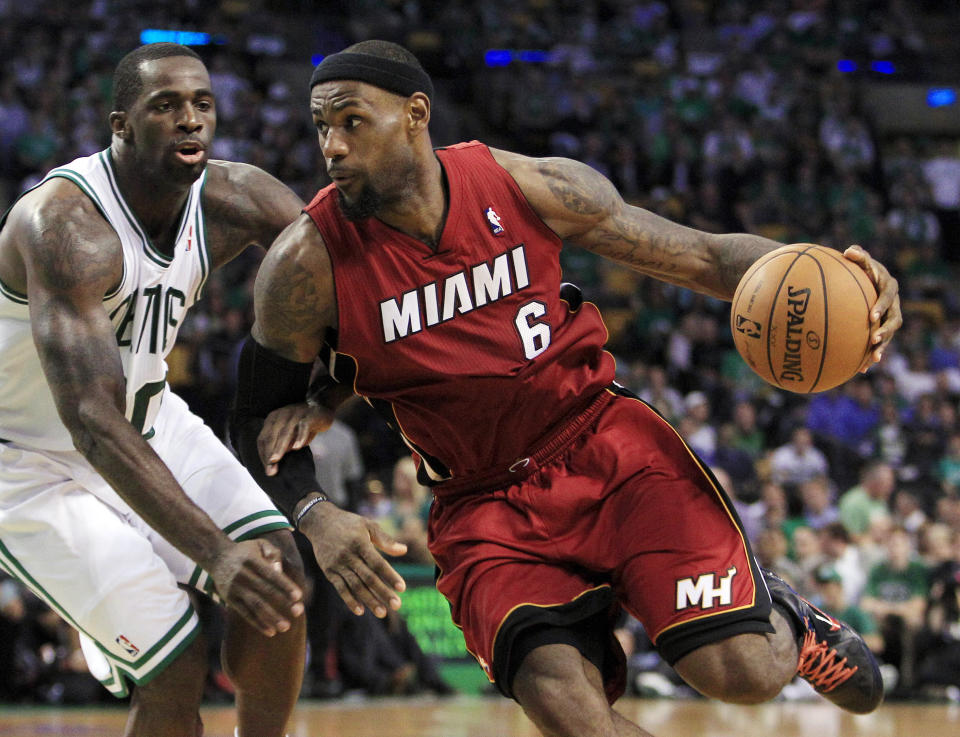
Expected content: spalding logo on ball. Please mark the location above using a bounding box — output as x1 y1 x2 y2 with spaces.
730 243 876 394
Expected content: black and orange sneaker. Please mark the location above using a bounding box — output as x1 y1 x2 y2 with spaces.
763 569 883 714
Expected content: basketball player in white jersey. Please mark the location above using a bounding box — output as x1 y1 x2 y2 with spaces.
0 43 406 737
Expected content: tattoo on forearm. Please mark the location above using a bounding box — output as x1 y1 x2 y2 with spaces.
592 214 692 275
714 234 778 293
534 156 780 296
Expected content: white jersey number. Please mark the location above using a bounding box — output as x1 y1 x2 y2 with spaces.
515 301 551 360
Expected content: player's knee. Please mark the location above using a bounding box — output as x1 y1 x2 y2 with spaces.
513 664 573 713
675 635 787 704
512 646 612 737
709 669 784 704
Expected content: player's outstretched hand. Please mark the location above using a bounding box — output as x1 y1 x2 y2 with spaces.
298 501 407 618
258 402 334 476
843 244 902 372
206 538 305 637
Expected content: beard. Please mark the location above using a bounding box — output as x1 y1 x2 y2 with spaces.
337 184 384 222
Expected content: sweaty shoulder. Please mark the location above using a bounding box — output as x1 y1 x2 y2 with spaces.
0 177 122 296
488 147 622 240
201 160 304 267
252 213 334 362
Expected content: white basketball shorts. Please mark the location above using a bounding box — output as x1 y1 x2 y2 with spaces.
0 389 291 697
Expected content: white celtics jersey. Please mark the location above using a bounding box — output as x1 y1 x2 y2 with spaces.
0 148 211 450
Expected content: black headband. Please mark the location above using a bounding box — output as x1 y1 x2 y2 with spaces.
309 51 434 100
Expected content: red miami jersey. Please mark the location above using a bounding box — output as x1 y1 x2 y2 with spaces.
304 141 616 483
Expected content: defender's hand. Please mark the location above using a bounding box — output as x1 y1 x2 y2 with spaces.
258 402 334 476
843 245 902 372
205 538 304 637
299 502 407 618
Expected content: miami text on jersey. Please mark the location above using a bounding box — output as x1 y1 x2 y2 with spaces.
379 245 530 343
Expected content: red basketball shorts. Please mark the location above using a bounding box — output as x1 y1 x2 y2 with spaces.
427 388 773 701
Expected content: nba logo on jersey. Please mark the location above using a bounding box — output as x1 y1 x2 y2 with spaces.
115 634 140 656
484 207 504 236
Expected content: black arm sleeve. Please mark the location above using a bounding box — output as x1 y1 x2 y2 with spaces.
230 335 326 519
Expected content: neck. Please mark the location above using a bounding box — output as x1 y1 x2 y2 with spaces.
377 154 446 248
110 144 194 247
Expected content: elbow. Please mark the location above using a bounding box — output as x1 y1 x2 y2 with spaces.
67 410 105 459
67 398 123 460
69 424 97 457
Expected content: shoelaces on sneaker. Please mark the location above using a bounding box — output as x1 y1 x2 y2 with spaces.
795 619 859 693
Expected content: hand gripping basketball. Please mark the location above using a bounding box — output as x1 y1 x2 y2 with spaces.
730 244 877 393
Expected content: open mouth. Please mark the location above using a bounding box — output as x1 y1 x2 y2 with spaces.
175 142 205 165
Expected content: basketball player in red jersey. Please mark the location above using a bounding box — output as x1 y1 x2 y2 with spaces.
232 41 902 736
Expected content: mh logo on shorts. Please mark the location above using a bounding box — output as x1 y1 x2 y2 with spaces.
116 634 140 656
675 566 737 611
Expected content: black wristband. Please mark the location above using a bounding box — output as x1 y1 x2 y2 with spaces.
294 493 332 529
230 336 322 519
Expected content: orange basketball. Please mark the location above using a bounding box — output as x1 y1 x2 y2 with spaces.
730 244 877 393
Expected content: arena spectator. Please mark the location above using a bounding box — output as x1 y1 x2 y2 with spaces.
768 427 830 488
637 364 685 424
799 476 841 531
755 526 808 597
860 526 930 694
813 564 883 656
913 526 960 697
308 417 366 511
678 390 717 464
713 423 759 498
790 525 829 593
839 460 896 540
819 522 869 605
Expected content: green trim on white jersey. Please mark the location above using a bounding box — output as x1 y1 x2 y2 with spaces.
0 148 210 451
0 538 200 696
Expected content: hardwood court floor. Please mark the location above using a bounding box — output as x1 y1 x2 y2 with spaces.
0 696 956 737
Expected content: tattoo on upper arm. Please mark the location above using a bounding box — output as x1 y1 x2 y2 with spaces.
32 206 119 292
536 159 614 217
257 253 326 355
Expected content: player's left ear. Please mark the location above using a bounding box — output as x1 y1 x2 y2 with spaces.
407 92 430 135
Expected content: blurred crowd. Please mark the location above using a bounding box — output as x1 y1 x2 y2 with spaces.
2 0 960 705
